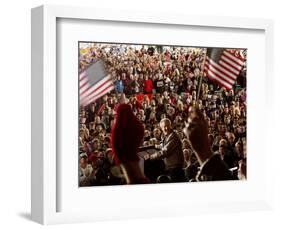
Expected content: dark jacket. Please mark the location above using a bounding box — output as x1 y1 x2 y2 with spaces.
196 154 233 181
158 131 184 169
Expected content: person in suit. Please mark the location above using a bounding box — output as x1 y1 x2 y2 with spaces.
145 118 185 182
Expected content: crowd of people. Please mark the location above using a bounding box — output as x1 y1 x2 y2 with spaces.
79 43 247 186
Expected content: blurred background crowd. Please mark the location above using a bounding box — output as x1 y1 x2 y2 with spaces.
78 43 247 186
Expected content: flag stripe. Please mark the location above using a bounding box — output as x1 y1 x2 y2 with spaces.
204 48 245 90
219 60 240 75
79 71 86 80
79 79 89 90
80 75 112 98
223 50 244 66
81 84 114 106
206 57 237 80
206 70 232 90
225 49 245 62
85 84 115 106
221 55 243 71
79 77 88 87
205 62 235 85
81 80 113 103
80 76 113 102
79 60 114 106
81 81 114 106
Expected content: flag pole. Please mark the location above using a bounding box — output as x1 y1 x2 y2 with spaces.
196 48 207 105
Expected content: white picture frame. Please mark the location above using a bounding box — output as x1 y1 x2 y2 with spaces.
31 4 274 225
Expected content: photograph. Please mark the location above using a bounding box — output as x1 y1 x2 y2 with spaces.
78 42 247 187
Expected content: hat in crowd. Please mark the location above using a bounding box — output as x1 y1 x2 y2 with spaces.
80 152 88 159
105 148 112 153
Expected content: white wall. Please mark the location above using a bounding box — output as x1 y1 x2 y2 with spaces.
0 0 280 229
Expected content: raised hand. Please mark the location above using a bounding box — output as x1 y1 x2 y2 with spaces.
183 106 213 165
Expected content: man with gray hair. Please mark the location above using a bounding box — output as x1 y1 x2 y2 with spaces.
145 118 185 182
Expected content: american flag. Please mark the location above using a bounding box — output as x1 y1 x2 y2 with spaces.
204 48 246 90
79 60 114 107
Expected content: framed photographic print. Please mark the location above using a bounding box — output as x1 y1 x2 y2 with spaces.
31 5 274 225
